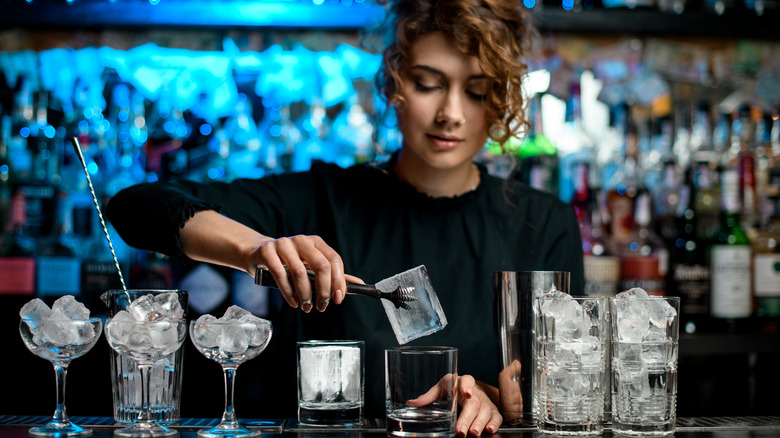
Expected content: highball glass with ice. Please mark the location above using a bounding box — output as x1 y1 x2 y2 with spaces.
297 340 364 426
535 294 608 435
610 291 680 436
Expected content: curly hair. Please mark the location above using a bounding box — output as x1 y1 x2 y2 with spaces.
375 0 538 148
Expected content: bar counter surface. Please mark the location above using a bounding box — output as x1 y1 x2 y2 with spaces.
1 416 779 438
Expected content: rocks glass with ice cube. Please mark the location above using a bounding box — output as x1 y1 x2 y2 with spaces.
609 290 680 436
189 306 272 438
19 297 103 437
534 294 608 435
297 340 364 426
105 314 188 437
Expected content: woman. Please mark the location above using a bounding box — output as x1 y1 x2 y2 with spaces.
106 0 584 434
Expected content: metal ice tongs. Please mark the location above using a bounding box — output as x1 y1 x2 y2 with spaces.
254 267 417 310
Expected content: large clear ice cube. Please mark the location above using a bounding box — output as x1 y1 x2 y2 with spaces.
377 265 447 345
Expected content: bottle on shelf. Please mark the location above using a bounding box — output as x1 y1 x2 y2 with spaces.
513 93 560 197
668 167 712 334
751 193 780 334
618 191 668 296
0 189 36 295
709 167 753 333
35 190 82 298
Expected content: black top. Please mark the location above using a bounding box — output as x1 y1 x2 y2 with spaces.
106 156 584 418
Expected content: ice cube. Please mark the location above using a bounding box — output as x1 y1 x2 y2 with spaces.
218 324 249 355
148 319 178 350
192 314 221 348
20 298 53 333
128 294 164 321
378 265 447 345
616 287 649 299
127 330 153 351
647 297 677 330
41 312 80 346
222 305 251 321
52 295 90 320
237 314 271 346
155 293 184 318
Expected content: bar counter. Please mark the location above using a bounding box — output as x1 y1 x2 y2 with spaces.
1 416 779 437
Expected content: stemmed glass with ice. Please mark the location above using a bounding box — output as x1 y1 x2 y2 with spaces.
19 296 103 437
104 293 187 437
189 306 272 438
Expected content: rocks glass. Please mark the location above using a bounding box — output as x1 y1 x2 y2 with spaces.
385 346 458 438
189 307 272 438
610 292 680 436
297 340 364 426
535 294 608 435
19 299 102 438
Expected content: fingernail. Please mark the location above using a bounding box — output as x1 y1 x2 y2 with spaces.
302 300 313 313
336 289 343 302
317 298 330 312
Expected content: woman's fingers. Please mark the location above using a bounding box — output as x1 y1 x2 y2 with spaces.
255 235 348 312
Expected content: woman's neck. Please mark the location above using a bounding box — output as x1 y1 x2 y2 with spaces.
393 152 480 198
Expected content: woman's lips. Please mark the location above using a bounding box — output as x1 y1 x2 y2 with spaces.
427 134 462 150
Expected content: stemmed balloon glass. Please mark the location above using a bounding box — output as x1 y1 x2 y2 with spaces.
20 317 103 437
189 316 272 438
105 316 187 437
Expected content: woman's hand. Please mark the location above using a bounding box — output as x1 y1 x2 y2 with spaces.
180 210 357 313
250 234 351 313
455 375 502 436
406 374 502 436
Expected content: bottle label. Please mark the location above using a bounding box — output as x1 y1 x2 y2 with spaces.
619 256 665 296
36 256 81 296
0 257 36 295
711 245 752 318
671 263 710 315
584 255 621 297
754 254 780 298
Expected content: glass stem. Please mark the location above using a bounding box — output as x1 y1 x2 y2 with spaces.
52 363 71 425
137 363 154 425
221 365 239 425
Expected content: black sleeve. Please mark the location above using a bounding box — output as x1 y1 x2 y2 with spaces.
105 182 222 260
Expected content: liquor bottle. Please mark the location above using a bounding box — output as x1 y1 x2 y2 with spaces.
709 168 753 332
735 105 759 232
0 114 13 236
35 190 82 298
751 194 780 334
580 185 621 298
668 168 711 334
604 106 642 253
515 94 559 197
0 190 36 295
618 192 667 296
654 160 681 246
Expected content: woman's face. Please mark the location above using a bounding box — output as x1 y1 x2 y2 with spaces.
396 31 490 171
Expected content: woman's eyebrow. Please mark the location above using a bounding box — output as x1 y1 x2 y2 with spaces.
408 65 488 81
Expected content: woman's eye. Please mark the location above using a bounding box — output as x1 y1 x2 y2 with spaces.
467 91 488 101
415 82 439 92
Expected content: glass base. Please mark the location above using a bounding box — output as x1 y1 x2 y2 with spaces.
113 422 178 437
29 422 93 437
197 423 261 438
538 422 603 435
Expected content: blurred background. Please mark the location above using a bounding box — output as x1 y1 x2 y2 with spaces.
1 0 779 422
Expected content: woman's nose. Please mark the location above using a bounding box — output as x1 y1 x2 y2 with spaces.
435 91 466 127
